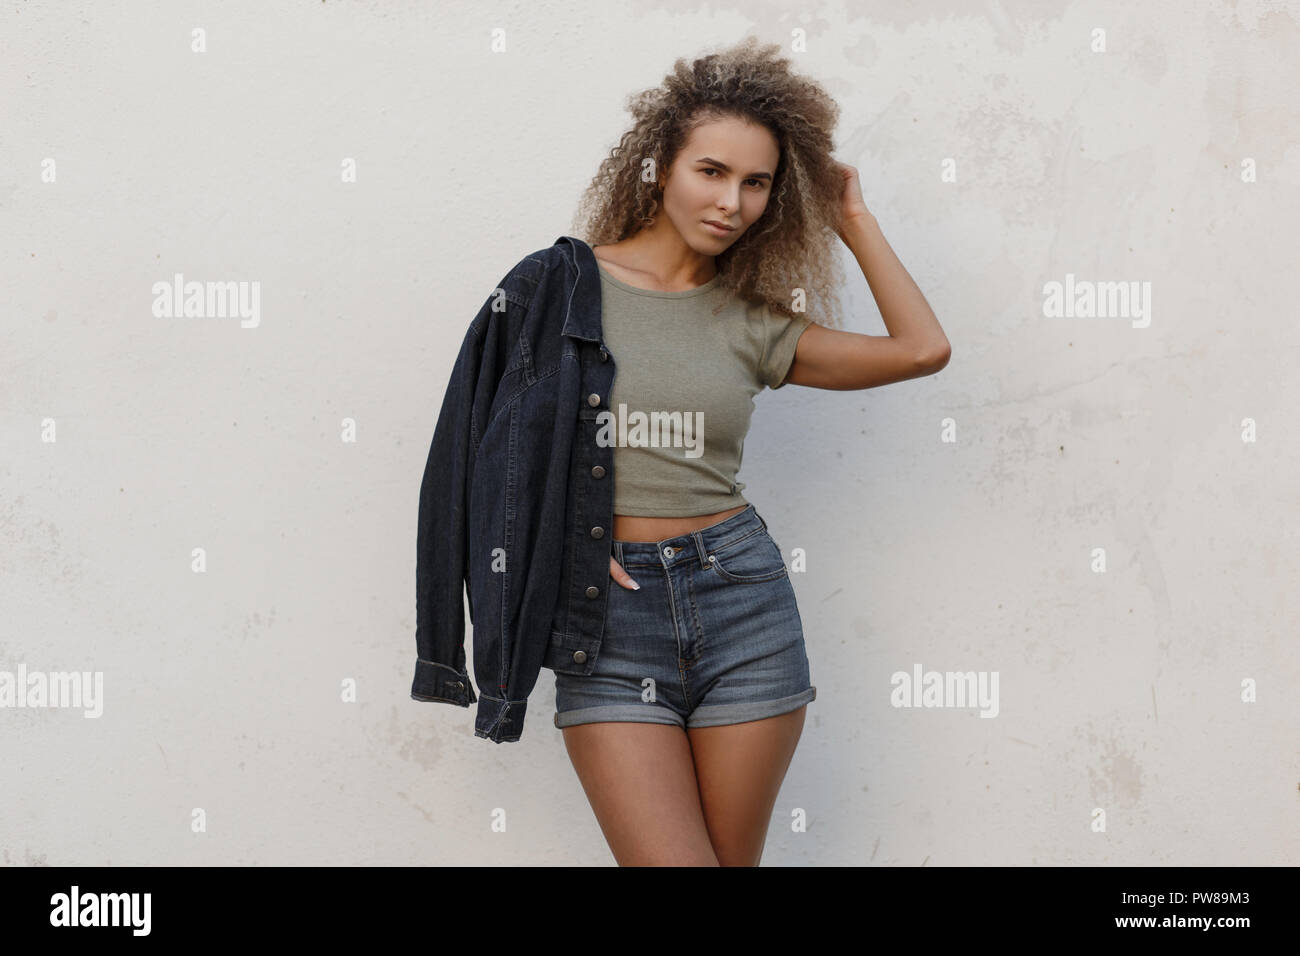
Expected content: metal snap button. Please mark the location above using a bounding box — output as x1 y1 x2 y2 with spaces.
585 586 599 598
591 465 605 478
587 393 601 406
590 526 604 539
572 650 587 664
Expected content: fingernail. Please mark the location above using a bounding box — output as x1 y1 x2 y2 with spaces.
629 580 640 590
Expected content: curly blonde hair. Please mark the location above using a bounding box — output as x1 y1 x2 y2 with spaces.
571 35 847 328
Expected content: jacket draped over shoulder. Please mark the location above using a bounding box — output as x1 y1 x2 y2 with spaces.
412 236 616 743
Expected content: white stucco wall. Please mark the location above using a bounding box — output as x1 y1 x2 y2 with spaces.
3 1 1297 866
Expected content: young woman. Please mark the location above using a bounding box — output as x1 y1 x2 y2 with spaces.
553 38 951 865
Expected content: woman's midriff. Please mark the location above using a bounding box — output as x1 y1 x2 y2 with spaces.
612 505 749 543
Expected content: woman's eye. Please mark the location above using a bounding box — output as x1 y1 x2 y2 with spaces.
701 168 763 188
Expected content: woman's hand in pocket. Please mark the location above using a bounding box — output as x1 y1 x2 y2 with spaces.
609 555 641 590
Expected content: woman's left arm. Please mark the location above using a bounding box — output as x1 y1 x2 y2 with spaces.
781 162 951 392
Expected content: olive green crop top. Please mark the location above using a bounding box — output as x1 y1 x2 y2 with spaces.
597 263 813 517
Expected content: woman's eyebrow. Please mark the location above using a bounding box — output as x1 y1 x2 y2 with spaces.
694 157 772 181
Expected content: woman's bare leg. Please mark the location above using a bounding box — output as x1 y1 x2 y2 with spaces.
686 706 808 866
561 721 719 866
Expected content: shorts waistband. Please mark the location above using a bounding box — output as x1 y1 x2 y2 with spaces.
613 504 769 570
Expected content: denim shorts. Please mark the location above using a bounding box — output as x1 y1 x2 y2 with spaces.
553 503 816 730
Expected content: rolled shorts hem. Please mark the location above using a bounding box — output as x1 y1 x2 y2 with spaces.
552 685 816 731
554 703 685 729
685 685 816 729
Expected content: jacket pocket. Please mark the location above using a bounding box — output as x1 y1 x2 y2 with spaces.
706 531 789 583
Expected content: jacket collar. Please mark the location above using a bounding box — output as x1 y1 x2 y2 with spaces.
553 235 603 343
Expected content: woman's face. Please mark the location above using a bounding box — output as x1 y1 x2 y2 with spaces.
660 114 780 253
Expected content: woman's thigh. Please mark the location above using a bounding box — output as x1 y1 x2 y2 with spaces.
560 721 719 866
687 705 808 866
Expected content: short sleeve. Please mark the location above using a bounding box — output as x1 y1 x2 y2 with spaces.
758 308 813 390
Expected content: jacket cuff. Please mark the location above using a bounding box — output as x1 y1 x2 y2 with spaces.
474 694 527 743
410 658 477 706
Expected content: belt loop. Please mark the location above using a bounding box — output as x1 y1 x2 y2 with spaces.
614 541 623 565
692 529 708 567
756 508 769 532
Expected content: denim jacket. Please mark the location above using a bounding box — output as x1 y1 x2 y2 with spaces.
412 235 617 743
